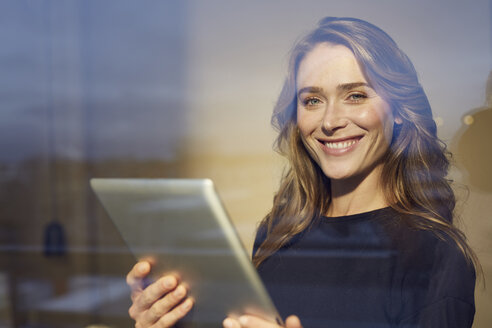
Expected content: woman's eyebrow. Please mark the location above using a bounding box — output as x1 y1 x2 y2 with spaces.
337 82 370 92
297 83 371 97
297 86 324 96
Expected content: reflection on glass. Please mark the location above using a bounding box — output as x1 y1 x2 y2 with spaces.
0 1 490 328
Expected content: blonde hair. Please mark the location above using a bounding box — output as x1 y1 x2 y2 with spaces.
253 17 479 272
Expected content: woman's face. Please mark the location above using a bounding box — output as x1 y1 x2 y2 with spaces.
296 43 396 182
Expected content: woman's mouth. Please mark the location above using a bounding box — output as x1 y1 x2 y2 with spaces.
318 136 361 154
324 139 358 149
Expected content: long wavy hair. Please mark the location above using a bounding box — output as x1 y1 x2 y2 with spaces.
252 17 479 271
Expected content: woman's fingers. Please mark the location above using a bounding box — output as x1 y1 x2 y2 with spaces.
126 260 194 328
127 261 151 285
223 315 303 328
223 315 280 328
285 316 303 328
131 275 179 316
223 317 242 328
140 283 187 325
239 316 279 328
127 261 151 301
152 297 194 328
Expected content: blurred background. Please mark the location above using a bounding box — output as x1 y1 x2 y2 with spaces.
0 0 490 327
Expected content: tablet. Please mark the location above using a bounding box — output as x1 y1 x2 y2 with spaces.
90 178 281 328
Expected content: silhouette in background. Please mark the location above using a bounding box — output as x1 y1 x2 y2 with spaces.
453 71 492 193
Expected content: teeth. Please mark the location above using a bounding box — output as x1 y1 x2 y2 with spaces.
325 139 357 149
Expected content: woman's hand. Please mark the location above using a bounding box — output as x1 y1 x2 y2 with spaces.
126 260 194 327
223 315 303 328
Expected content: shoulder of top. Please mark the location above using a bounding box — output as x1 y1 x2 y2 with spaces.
379 212 471 261
397 226 474 274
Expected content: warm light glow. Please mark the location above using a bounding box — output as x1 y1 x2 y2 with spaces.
463 115 474 125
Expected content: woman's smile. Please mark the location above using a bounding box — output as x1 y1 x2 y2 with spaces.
318 136 361 154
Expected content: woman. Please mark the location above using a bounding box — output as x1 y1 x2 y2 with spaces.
126 17 477 328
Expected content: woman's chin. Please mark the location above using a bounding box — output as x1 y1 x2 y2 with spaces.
321 169 354 181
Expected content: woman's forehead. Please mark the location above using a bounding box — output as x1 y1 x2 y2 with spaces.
296 43 367 89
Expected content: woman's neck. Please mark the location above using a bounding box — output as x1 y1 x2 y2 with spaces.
326 165 388 217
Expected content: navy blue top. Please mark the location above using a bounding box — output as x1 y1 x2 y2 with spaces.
254 208 475 328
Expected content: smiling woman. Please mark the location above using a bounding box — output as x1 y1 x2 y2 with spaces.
250 17 478 327
126 17 478 328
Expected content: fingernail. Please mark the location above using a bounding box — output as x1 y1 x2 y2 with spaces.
223 318 233 328
174 285 185 297
181 298 193 311
138 263 148 273
163 277 174 288
239 316 248 326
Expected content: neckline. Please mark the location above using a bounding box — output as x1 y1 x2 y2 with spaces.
321 207 393 223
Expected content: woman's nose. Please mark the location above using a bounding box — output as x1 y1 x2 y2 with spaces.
321 103 348 133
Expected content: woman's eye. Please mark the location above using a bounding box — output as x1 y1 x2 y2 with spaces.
347 93 367 103
303 98 322 106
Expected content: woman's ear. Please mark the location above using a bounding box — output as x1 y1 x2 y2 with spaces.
394 116 403 125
